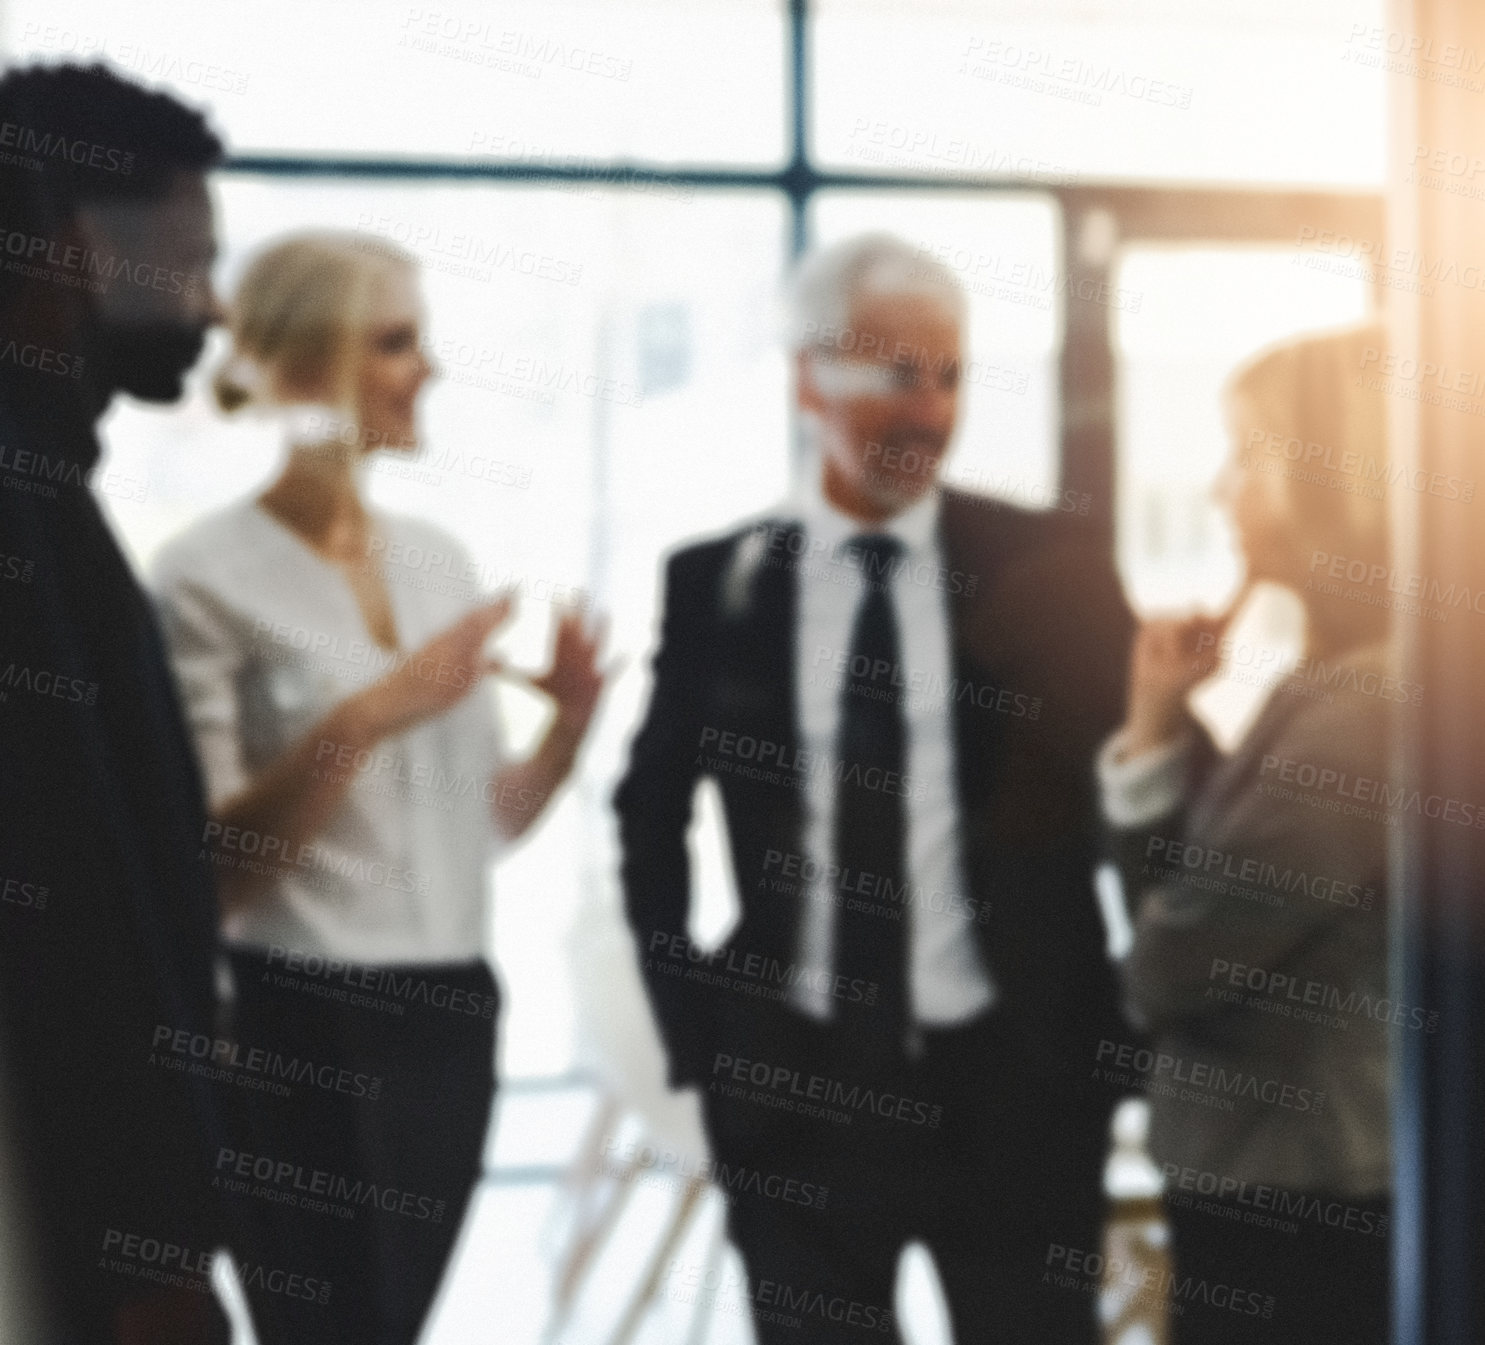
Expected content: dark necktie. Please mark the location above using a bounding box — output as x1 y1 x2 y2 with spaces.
832 534 909 1063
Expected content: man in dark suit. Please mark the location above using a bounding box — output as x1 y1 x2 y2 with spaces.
0 64 235 1343
616 233 1134 1342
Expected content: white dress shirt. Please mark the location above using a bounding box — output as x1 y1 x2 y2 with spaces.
786 476 995 1027
152 500 507 966
1096 729 1194 829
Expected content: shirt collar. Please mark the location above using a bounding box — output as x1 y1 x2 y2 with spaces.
791 466 940 560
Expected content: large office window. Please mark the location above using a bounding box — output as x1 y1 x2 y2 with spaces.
0 2 1391 1339
811 0 1384 186
1115 247 1374 746
2 0 791 162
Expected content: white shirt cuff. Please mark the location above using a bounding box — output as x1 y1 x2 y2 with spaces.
1097 729 1194 829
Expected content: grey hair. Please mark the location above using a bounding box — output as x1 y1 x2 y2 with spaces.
787 232 966 353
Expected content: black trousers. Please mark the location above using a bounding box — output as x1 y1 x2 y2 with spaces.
1165 1190 1390 1344
222 948 498 1345
697 1009 1107 1345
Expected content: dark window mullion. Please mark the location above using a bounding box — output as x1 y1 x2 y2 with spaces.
219 0 1380 537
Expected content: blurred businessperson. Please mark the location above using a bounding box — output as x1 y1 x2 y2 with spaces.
1102 326 1392 1343
616 234 1135 1343
0 63 234 1345
151 232 605 1343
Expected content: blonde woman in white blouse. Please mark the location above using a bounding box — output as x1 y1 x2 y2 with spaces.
153 231 603 1345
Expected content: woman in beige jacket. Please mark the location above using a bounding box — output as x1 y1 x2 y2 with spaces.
1101 325 1396 1344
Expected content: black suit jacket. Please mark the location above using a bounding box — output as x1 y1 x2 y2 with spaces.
0 377 232 1337
616 488 1135 1167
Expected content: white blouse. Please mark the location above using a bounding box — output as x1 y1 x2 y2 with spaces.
152 500 508 966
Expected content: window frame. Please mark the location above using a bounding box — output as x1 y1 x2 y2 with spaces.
218 0 1384 548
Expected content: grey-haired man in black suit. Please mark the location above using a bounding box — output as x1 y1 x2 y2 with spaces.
616 233 1135 1341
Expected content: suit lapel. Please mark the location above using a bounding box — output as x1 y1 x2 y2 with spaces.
709 522 807 947
712 518 801 756
937 494 1003 819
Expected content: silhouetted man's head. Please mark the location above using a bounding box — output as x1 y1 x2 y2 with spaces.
0 63 224 404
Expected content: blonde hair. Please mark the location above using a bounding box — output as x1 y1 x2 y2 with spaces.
1227 321 1390 643
214 230 416 414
